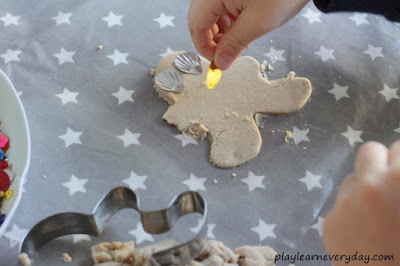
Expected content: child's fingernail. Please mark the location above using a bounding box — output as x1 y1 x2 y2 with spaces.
216 54 234 70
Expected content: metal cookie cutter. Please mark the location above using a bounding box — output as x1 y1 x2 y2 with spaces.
20 186 207 265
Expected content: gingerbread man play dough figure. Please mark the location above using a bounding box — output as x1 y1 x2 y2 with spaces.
154 52 312 168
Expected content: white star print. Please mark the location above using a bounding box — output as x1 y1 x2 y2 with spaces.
241 171 265 191
112 86 135 104
299 171 323 191
102 11 123 28
52 12 72 25
53 48 75 65
182 173 207 191
107 49 129 66
174 133 198 147
4 224 28 248
72 234 91 244
58 127 82 148
251 219 276 241
1 49 21 63
153 13 175 29
160 47 175 58
315 46 335 62
302 8 322 24
190 221 216 239
122 171 147 190
0 13 20 26
364 45 384 60
349 13 368 26
311 216 325 237
341 126 363 145
56 88 79 104
264 47 285 63
117 129 141 147
328 83 350 101
129 222 154 245
17 91 23 97
379 84 399 102
62 175 88 196
290 127 310 145
394 122 400 134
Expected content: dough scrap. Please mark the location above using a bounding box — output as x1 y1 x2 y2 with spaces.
91 240 276 266
154 52 312 168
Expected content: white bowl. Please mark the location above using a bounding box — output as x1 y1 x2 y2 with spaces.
0 69 31 237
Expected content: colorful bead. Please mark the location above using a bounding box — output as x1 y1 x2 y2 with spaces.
0 160 8 169
0 149 4 161
0 170 10 192
0 214 5 226
0 132 9 152
4 189 13 199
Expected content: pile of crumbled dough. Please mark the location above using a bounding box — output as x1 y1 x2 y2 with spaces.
91 240 276 266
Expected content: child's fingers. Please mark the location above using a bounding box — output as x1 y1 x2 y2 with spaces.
354 141 388 178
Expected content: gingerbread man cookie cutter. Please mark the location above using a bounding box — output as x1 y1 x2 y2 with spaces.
154 52 312 168
20 186 207 265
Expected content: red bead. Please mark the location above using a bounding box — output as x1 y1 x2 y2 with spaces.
0 132 9 152
0 161 8 169
0 170 10 192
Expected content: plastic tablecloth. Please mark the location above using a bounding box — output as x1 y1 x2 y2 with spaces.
1 0 399 265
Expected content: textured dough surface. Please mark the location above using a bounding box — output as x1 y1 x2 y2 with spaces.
91 240 276 266
154 52 312 168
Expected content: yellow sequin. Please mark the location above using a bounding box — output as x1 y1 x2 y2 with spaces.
206 60 222 89
4 189 13 199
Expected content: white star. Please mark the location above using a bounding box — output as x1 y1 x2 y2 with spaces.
62 175 88 196
160 47 175 58
53 48 75 65
102 11 123 28
182 173 207 191
341 126 363 145
302 8 322 24
0 13 20 26
1 49 21 63
72 234 91 244
112 86 134 104
107 49 129 66
328 83 350 101
349 13 368 26
153 13 175 29
299 170 323 191
311 216 325 237
241 171 265 191
129 222 154 245
264 47 285 63
122 171 147 190
251 219 276 242
379 84 399 102
190 221 216 239
17 91 23 97
315 46 335 62
364 44 384 60
56 88 79 104
117 129 141 147
174 133 198 147
394 122 400 134
4 224 28 248
290 127 310 145
52 12 72 25
58 127 83 148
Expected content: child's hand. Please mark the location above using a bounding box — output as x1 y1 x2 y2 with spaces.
187 0 309 70
323 141 400 265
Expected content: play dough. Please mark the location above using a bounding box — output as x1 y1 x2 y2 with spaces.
154 52 312 168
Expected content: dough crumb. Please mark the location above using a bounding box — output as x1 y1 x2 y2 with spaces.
267 64 274 72
302 146 307 150
150 68 156 76
62 253 72 263
284 131 292 143
270 130 275 134
213 179 219 184
273 56 278 61
19 253 32 266
232 173 237 178
96 45 103 51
